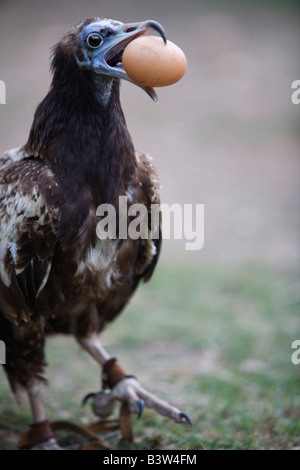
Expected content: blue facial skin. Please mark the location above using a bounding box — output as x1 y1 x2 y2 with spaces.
78 19 134 78
76 18 166 102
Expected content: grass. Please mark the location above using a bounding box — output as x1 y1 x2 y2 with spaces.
0 261 299 450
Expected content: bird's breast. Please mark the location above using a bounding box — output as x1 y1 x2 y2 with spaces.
74 238 121 299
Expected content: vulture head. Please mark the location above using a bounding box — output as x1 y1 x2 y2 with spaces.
53 17 167 104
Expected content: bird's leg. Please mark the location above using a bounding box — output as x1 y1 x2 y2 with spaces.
28 382 46 423
17 382 63 450
78 334 111 364
3 319 63 450
79 334 192 427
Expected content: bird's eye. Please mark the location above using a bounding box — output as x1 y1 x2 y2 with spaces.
87 33 103 49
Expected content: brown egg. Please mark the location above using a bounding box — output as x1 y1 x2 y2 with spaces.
122 36 187 88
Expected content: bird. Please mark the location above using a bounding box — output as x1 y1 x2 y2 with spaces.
0 17 191 449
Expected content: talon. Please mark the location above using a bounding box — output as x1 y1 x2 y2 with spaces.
82 392 96 407
179 412 193 427
83 390 116 418
137 399 144 419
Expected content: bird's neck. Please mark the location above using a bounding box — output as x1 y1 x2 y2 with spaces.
93 75 114 107
24 67 136 203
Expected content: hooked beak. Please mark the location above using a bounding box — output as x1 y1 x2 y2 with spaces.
102 20 167 102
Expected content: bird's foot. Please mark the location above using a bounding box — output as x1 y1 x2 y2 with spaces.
18 420 64 450
83 357 192 434
29 438 64 450
112 376 192 425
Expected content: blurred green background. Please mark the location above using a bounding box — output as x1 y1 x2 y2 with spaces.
0 0 299 450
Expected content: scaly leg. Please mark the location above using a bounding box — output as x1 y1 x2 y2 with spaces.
18 382 63 450
2 317 63 450
78 334 192 426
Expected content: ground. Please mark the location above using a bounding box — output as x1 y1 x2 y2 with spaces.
0 0 299 450
0 264 299 449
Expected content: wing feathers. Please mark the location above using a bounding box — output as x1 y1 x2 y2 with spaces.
0 149 58 323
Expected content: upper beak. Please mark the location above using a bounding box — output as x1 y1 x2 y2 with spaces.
102 20 167 102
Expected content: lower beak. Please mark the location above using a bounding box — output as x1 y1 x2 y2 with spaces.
104 20 167 102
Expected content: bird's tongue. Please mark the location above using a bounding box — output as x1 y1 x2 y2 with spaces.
106 46 124 68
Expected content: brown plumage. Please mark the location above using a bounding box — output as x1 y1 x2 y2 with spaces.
0 17 190 449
